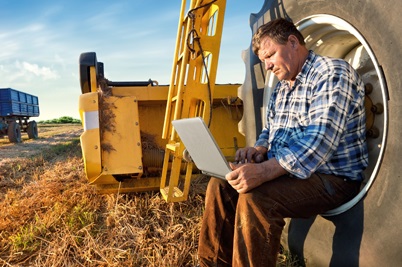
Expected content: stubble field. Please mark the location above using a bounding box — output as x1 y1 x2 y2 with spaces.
0 124 294 266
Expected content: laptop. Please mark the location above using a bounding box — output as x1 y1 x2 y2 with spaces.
171 117 231 180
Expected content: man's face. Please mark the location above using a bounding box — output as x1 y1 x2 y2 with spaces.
257 36 298 82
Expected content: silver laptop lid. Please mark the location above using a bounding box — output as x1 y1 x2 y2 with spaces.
172 117 230 179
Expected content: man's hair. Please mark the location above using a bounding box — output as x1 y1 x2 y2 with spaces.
252 18 306 55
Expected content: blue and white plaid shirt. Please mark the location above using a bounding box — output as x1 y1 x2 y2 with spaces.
255 51 368 181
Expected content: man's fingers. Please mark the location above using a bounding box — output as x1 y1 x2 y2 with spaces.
227 176 242 191
246 149 255 163
229 162 239 170
255 153 264 163
226 168 238 181
236 148 256 163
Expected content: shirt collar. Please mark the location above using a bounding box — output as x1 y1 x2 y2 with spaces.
295 50 316 84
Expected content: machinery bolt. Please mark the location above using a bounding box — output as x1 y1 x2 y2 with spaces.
366 127 380 138
365 83 373 95
371 103 384 114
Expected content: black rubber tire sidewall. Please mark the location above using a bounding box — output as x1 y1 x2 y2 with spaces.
262 0 402 265
7 121 22 143
27 121 38 139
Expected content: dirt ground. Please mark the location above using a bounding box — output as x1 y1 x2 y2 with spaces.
0 124 83 167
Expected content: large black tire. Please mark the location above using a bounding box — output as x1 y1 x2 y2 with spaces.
79 52 98 94
243 0 402 266
7 121 22 143
27 120 38 139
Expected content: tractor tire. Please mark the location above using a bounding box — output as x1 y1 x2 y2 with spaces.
243 0 402 266
79 52 98 94
7 121 22 143
27 120 38 139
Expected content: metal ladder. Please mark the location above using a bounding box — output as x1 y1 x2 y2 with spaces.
160 0 227 202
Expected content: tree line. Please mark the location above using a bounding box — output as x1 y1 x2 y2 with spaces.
38 116 81 124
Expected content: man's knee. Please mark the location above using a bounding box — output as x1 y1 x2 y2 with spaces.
237 191 266 211
206 177 229 195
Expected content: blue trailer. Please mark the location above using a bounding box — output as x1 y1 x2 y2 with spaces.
0 88 40 143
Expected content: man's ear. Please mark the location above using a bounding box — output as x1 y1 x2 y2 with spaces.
288 35 299 48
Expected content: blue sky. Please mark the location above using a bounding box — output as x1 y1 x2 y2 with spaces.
0 0 263 121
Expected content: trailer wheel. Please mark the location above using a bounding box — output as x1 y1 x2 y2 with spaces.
245 0 402 266
27 121 38 139
8 121 22 143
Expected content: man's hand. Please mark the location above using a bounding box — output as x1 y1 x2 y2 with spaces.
234 146 267 164
226 162 266 193
226 158 288 194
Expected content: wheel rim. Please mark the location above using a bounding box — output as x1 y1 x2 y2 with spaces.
294 14 388 216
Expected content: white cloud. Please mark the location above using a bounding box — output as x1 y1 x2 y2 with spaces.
19 61 59 80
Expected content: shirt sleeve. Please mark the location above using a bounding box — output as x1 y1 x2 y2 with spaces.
277 71 357 178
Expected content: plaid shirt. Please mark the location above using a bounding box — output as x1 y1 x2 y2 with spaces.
255 51 368 181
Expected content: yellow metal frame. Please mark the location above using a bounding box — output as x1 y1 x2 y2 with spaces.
78 0 247 199
79 91 101 181
79 93 146 185
79 82 243 195
161 0 227 202
99 95 143 179
79 66 159 193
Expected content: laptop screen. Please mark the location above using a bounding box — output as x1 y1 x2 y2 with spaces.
172 117 230 179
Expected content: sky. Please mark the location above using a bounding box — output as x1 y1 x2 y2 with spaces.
0 0 263 121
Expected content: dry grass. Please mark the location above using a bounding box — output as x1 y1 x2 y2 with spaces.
0 138 206 266
0 133 297 266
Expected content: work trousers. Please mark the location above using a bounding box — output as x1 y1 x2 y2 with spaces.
198 173 361 267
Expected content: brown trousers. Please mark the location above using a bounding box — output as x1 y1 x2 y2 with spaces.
198 173 361 267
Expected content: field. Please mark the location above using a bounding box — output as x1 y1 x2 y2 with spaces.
0 124 295 266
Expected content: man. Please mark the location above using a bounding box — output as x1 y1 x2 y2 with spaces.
198 18 368 266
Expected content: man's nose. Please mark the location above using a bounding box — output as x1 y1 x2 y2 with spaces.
264 60 273 71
